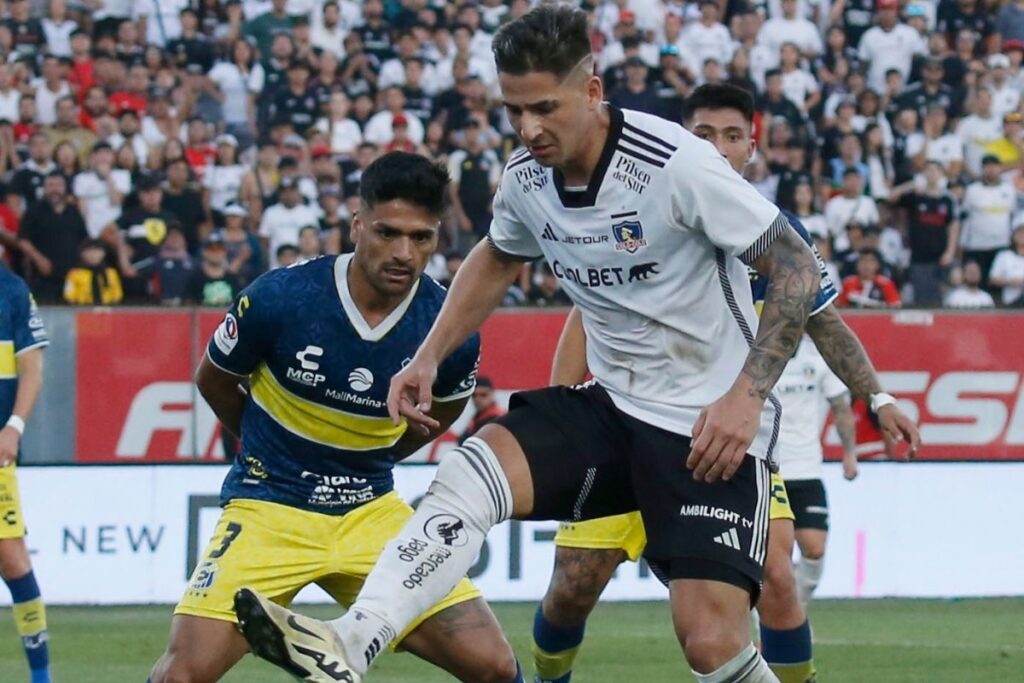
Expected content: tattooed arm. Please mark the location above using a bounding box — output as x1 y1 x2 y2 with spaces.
688 224 821 483
806 305 922 457
829 392 859 480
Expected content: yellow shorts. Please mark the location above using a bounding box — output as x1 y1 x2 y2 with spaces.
176 493 480 645
0 465 25 539
553 473 794 557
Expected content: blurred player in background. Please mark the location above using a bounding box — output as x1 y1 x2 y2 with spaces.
147 152 522 683
234 8 826 683
0 267 51 683
531 84 917 683
459 376 505 443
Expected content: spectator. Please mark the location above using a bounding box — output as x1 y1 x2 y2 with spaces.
155 223 194 305
258 176 320 268
109 64 150 117
774 142 813 210
944 260 995 308
985 111 1024 167
315 92 363 157
186 234 239 305
183 118 216 181
41 0 77 58
364 87 425 146
858 0 925 93
137 0 188 48
163 157 209 254
825 167 880 252
107 109 149 166
271 60 318 136
52 140 80 188
45 96 97 166
448 119 499 253
608 57 660 116
758 69 805 136
891 161 960 307
758 0 822 64
208 39 263 150
202 135 247 221
989 225 1024 306
140 93 178 149
0 65 20 124
682 1 734 68
73 141 131 239
459 376 504 443
296 224 323 262
34 57 72 127
7 133 54 212
311 1 347 58
999 1 1024 44
957 87 1003 178
839 248 902 307
898 57 960 122
18 171 88 302
62 238 123 305
317 186 348 254
219 203 258 286
117 174 175 299
6 0 45 59
779 42 820 115
918 104 963 178
961 155 1015 288
275 243 299 268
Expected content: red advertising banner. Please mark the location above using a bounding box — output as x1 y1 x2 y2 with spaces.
75 309 1024 462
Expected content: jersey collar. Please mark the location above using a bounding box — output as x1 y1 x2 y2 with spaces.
334 253 420 342
553 104 624 209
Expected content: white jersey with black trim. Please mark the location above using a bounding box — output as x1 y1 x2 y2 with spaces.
488 106 790 462
775 336 848 481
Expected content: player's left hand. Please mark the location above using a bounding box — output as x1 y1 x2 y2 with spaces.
687 389 763 483
877 403 920 461
0 426 19 467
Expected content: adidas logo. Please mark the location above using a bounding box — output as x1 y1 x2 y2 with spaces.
541 223 557 240
713 527 741 550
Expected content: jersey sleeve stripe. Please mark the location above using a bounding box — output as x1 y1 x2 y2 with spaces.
615 145 666 168
621 120 678 153
13 340 49 355
619 132 672 160
738 212 788 265
204 349 249 378
485 234 541 262
506 152 533 171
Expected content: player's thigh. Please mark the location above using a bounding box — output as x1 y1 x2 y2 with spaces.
0 466 29 579
627 418 772 603
493 383 635 521
175 500 328 623
401 597 518 683
669 578 752 659
150 614 249 683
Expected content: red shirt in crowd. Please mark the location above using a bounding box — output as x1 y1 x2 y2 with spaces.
13 121 38 146
185 145 217 180
69 59 95 100
838 275 901 307
109 91 147 116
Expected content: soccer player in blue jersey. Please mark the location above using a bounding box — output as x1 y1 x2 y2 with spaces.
0 268 51 683
147 152 522 683
530 84 920 683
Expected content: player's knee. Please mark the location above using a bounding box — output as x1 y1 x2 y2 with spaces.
0 539 31 579
801 544 825 561
454 645 519 683
680 630 747 674
762 555 797 602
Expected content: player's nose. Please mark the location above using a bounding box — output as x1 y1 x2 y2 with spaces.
519 112 542 142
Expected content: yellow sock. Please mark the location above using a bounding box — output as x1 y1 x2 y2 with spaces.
769 660 817 683
13 596 47 638
532 642 580 682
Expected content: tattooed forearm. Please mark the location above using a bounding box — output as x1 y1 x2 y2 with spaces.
742 225 821 400
805 306 883 401
829 393 857 456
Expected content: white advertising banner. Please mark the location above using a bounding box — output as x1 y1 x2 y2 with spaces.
3 463 1022 605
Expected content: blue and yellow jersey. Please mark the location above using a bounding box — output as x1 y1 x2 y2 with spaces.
0 268 48 423
206 254 480 515
749 210 838 316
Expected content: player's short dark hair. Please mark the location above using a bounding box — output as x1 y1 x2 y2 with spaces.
683 83 755 125
359 151 449 217
492 5 591 79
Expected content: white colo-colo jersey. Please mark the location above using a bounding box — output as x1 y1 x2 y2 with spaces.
775 336 847 481
488 106 793 462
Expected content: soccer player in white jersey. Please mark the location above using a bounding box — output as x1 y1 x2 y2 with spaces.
775 336 858 613
529 84 920 683
233 7 827 683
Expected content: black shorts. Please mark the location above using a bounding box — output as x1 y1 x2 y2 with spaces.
785 479 829 531
495 383 772 596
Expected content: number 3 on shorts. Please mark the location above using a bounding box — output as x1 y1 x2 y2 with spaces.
209 522 243 559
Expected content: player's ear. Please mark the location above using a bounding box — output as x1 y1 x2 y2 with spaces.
351 209 364 244
586 74 603 109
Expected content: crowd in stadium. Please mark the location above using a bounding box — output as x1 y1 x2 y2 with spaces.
0 0 1023 309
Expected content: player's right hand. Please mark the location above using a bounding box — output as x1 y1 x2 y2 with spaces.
0 426 19 467
387 355 441 433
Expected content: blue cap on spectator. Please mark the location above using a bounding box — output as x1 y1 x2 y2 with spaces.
660 45 680 57
905 4 926 17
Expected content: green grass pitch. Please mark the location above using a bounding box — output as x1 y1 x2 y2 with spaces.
1 599 1022 681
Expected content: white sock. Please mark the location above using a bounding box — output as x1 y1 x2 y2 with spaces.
329 437 513 675
795 556 824 612
692 643 780 682
749 608 760 644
